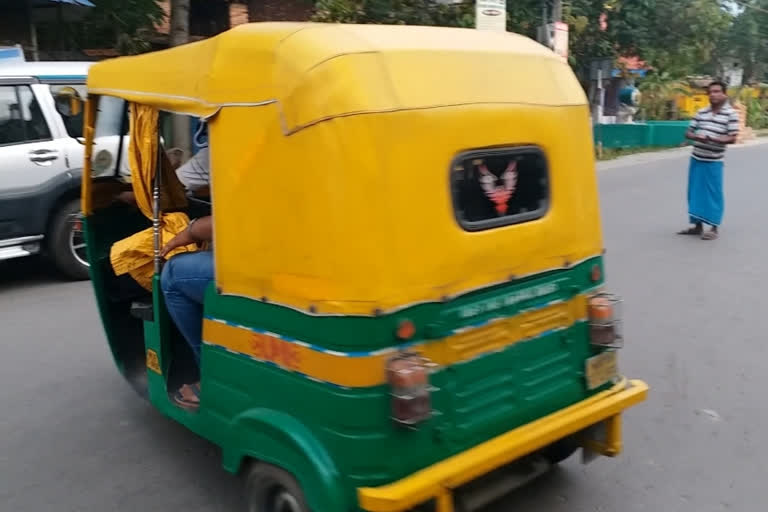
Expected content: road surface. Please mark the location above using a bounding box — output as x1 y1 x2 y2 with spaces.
2 143 767 511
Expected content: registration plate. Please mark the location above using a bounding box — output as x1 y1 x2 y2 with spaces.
585 350 618 390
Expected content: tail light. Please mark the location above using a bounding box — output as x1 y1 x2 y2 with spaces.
590 263 602 283
395 319 416 340
387 352 434 427
588 292 623 348
69 212 84 231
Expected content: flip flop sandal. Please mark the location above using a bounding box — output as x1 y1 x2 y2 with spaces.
173 383 200 410
701 231 719 240
677 227 702 235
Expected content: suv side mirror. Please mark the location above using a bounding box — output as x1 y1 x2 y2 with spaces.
54 86 84 118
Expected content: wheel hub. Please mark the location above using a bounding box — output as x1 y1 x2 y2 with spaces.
270 490 302 512
68 215 89 268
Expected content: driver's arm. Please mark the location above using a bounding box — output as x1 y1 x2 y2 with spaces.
188 215 213 243
160 216 212 258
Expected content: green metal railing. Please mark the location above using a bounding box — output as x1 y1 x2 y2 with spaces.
594 121 690 149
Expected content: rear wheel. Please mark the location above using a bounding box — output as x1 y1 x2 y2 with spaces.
47 198 90 280
541 435 580 465
244 462 310 512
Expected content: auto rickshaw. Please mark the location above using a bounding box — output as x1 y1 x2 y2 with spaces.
66 22 648 512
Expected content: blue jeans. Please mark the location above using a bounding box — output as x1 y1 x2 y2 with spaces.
161 251 214 365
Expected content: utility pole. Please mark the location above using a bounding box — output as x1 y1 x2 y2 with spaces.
538 1 550 46
539 0 567 59
552 0 562 22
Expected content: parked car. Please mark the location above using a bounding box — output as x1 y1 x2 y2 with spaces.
0 61 127 279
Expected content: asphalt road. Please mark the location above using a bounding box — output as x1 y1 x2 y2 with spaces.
2 143 767 512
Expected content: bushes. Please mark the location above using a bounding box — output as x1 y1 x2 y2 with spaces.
730 87 768 129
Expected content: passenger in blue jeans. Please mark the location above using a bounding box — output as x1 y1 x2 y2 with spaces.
160 215 213 410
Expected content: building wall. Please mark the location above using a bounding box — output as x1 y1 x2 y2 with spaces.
0 7 33 53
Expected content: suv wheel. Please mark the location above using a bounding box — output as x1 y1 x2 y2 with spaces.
48 198 90 280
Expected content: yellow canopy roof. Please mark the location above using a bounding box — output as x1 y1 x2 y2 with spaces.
87 22 585 131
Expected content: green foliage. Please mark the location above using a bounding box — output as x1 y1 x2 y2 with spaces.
607 0 730 76
563 0 616 80
312 0 365 23
730 87 768 129
31 0 765 86
309 0 731 84
312 0 474 26
723 1 768 82
87 0 166 54
637 71 689 120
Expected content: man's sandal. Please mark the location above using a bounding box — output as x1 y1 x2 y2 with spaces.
173 383 200 410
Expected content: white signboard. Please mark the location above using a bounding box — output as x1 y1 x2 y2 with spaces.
552 21 569 61
725 67 744 88
476 0 506 32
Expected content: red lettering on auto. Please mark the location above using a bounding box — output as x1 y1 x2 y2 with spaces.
249 333 300 370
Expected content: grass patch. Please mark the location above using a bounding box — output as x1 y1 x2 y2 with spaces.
596 145 679 161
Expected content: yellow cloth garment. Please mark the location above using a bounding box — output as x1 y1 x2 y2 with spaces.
110 104 197 290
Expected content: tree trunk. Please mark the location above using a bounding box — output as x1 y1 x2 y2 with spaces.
247 0 261 22
26 0 40 61
169 0 191 47
169 0 192 152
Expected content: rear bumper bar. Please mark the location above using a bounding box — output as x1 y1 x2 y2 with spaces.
358 377 648 512
0 235 43 262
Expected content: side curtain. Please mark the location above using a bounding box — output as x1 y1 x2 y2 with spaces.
110 103 196 290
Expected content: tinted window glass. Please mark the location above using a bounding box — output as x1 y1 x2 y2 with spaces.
0 85 51 145
452 147 549 231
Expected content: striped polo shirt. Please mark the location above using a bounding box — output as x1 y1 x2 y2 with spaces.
689 103 740 161
176 146 210 192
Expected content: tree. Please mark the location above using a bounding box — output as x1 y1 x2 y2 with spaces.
563 0 616 82
312 0 472 25
723 1 768 82
309 0 734 86
169 0 190 47
169 0 191 151
607 0 730 76
637 71 688 119
70 0 165 55
249 0 314 22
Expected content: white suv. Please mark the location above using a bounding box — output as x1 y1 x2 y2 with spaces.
0 61 126 279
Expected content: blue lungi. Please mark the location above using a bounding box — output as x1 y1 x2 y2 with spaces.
687 157 724 226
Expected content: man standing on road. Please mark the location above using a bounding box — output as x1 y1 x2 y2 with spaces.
678 80 740 240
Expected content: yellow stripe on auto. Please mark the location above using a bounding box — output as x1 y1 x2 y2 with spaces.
202 294 589 388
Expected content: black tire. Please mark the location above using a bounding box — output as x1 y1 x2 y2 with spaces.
47 198 90 280
244 462 310 512
541 435 580 465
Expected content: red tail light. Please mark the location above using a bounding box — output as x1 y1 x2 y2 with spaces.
588 292 623 348
69 213 84 231
395 319 416 340
590 264 602 283
387 352 433 427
